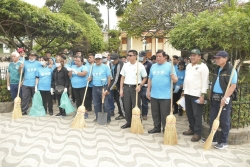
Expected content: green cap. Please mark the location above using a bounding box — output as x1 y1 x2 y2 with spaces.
190 49 201 55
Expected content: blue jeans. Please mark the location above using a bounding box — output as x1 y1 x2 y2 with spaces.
140 86 149 116
108 89 115 113
92 86 110 121
10 84 21 101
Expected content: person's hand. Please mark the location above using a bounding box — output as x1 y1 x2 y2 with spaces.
35 86 38 92
103 90 109 96
88 77 92 82
198 96 205 104
20 64 24 69
147 91 151 100
220 98 226 107
64 88 67 92
120 89 124 97
72 69 77 74
50 88 54 95
181 91 185 97
135 85 141 92
7 86 10 91
67 68 72 71
48 64 53 68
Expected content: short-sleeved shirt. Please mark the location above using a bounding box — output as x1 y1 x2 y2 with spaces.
120 62 147 84
149 62 176 99
175 69 185 88
36 66 53 91
71 65 89 88
8 62 21 84
23 60 41 87
213 68 237 93
91 64 110 86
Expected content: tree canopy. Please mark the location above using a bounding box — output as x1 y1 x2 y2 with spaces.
0 0 84 51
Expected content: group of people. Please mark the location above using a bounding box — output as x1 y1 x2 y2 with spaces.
6 48 237 150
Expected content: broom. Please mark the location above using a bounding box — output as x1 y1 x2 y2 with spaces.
164 59 178 145
203 60 239 150
130 55 144 134
71 64 93 128
12 55 25 119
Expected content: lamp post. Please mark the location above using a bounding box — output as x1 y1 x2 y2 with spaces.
142 39 147 51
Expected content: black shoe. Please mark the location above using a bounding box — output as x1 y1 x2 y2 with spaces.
111 112 114 116
178 110 183 116
49 112 53 116
22 112 27 115
115 115 125 120
148 128 161 134
121 123 131 129
107 120 111 124
56 113 62 116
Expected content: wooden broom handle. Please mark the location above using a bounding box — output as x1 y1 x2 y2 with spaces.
81 63 93 106
17 56 25 97
216 60 239 119
135 55 139 107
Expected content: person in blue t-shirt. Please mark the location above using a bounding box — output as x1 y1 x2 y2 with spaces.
19 50 41 115
89 54 111 123
35 56 53 115
68 57 88 113
173 61 186 116
7 52 22 101
146 50 178 134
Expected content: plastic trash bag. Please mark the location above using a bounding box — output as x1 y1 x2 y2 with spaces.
29 91 46 116
60 92 75 114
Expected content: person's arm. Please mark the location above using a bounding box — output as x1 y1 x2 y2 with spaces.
119 76 125 97
108 63 121 91
171 65 178 83
146 78 152 100
64 69 69 88
198 65 209 104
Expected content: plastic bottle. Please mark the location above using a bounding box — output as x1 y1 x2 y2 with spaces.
194 99 207 104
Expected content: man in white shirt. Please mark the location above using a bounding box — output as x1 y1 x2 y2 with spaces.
119 50 147 129
182 49 209 142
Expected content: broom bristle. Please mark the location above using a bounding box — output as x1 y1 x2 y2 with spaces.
12 97 22 119
71 106 86 128
203 119 220 150
130 106 144 134
164 115 178 145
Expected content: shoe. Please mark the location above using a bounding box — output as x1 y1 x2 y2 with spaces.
183 129 194 136
107 120 111 124
93 118 97 122
173 111 178 114
201 138 217 145
56 113 62 116
178 110 183 116
121 123 131 129
191 134 201 142
148 128 161 134
22 112 27 115
214 143 228 149
86 108 92 112
142 115 147 120
49 112 53 116
111 112 114 116
115 115 125 120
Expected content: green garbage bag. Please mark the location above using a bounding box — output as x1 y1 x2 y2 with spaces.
60 92 76 114
29 91 46 117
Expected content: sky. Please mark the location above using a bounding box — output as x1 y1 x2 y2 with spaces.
22 0 118 29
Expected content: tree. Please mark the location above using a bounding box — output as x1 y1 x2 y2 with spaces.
0 0 84 51
105 30 121 52
92 0 131 11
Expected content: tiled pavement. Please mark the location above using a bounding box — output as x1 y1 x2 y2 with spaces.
0 104 250 167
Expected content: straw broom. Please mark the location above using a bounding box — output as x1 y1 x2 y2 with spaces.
71 64 93 128
203 60 239 150
164 59 178 145
130 55 144 134
12 55 25 119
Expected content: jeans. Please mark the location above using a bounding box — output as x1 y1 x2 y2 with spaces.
108 89 115 113
10 84 21 101
140 86 148 116
92 86 110 121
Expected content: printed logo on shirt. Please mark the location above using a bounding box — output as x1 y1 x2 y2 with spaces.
93 72 103 76
152 70 165 75
27 68 37 72
41 72 51 76
178 76 184 79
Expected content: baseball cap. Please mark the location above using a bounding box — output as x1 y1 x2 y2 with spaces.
139 51 147 57
17 48 24 53
190 49 201 55
102 52 108 58
214 51 229 58
110 53 119 60
95 54 102 59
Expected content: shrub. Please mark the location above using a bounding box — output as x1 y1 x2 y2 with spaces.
0 80 12 102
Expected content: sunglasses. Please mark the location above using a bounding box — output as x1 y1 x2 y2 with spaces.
127 54 134 57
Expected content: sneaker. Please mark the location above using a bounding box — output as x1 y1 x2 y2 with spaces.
115 115 125 120
191 134 201 142
201 138 217 145
183 129 194 136
22 112 27 115
214 143 228 150
142 115 147 120
55 113 62 116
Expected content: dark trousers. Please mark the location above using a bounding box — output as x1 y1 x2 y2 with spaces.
73 87 85 108
55 93 65 114
21 85 35 113
173 89 182 113
123 85 141 125
113 89 125 116
40 90 53 114
85 87 92 111
92 86 110 121
140 86 149 116
209 100 232 143
151 98 170 130
10 84 22 101
185 94 204 136
108 89 115 113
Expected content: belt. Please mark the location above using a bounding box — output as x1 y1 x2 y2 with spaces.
124 84 138 87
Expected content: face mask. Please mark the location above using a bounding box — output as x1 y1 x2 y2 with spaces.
139 57 144 62
102 58 107 63
55 63 61 67
110 60 114 62
40 61 45 65
29 59 35 62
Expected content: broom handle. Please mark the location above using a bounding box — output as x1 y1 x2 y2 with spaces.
17 56 25 97
135 55 139 107
81 63 93 106
170 59 174 115
215 60 239 119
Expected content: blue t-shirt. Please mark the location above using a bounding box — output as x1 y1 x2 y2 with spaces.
149 62 177 99
19 57 24 63
23 60 41 86
8 62 21 84
213 68 237 93
85 62 94 87
174 64 178 72
36 66 53 91
71 65 89 88
92 64 110 86
175 69 185 88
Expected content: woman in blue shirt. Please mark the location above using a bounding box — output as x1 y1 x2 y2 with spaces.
173 61 186 116
35 56 53 115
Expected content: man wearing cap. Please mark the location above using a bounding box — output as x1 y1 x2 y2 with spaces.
7 52 22 101
46 50 55 63
105 53 125 120
19 50 41 115
89 54 111 123
119 50 147 129
139 51 152 120
202 51 237 149
182 49 209 142
17 48 25 62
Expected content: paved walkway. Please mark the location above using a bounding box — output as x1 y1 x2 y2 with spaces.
0 104 250 167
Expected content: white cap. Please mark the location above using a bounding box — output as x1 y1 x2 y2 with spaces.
102 52 108 58
95 54 102 59
11 51 20 57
